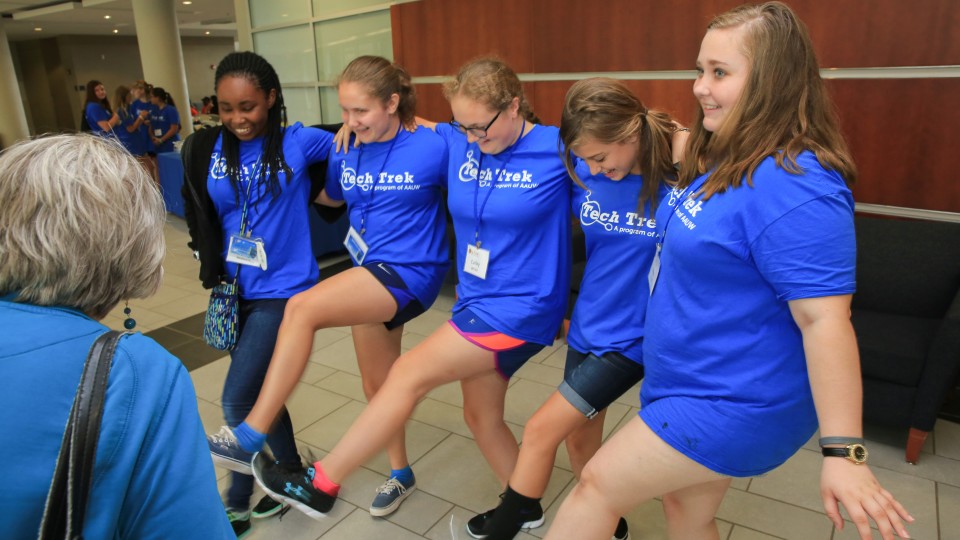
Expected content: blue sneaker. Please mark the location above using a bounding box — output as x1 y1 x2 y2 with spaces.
251 452 337 520
369 476 416 517
208 426 254 474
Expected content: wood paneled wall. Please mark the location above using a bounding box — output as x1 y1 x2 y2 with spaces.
392 0 960 212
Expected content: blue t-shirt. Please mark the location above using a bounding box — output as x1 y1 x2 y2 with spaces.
325 126 450 306
130 100 156 153
114 107 142 156
208 123 334 300
84 102 113 137
436 122 571 346
640 151 856 476
567 161 668 363
150 105 181 153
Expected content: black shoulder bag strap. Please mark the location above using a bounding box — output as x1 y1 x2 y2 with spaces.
38 330 127 540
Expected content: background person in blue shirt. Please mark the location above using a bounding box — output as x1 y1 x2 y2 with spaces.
207 55 450 519
111 85 149 158
484 77 688 540
130 80 158 182
83 79 119 137
181 51 338 538
546 4 913 540
0 133 232 540
248 58 573 537
149 86 180 153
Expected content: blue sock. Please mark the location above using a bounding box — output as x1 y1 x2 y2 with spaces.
390 466 414 486
233 422 266 454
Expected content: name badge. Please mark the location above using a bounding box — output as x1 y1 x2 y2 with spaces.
648 244 661 293
344 226 369 265
226 234 267 270
153 128 163 137
464 244 490 279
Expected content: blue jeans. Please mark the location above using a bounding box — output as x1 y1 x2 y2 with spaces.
222 298 300 510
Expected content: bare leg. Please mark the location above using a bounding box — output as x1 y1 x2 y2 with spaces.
245 267 397 433
321 323 497 483
510 392 591 497
565 408 606 480
351 322 408 470
461 370 516 486
544 416 728 540
662 479 731 540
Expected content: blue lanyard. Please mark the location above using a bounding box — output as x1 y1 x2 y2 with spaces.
472 121 527 247
354 123 402 235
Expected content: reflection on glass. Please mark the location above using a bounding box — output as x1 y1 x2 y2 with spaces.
253 26 318 84
314 10 392 82
283 87 322 126
250 0 311 28
312 0 389 18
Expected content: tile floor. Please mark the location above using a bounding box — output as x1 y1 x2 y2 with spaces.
105 216 960 540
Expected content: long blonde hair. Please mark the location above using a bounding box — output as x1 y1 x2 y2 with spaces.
679 1 856 197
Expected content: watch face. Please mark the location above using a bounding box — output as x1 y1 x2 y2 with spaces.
850 444 868 464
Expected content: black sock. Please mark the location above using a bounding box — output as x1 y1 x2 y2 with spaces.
487 485 541 540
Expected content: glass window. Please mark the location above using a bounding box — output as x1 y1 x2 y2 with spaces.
282 87 323 126
314 10 392 82
249 0 311 28
312 0 390 19
253 26 318 84
320 87 342 124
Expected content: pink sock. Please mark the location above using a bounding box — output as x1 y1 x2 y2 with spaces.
311 461 341 496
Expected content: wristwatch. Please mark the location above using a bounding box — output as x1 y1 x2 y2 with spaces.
821 443 868 464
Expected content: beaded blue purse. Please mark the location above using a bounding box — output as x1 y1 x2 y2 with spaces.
203 280 239 351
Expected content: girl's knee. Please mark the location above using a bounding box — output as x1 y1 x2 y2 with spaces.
522 413 565 452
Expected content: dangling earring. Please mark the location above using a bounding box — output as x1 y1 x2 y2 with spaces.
123 301 137 330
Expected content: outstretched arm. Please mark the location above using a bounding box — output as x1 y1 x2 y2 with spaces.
790 295 914 540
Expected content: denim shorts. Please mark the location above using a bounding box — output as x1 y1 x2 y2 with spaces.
449 308 545 379
363 262 426 330
558 348 645 419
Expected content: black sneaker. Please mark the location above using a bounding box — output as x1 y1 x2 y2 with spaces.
251 452 337 520
613 517 630 540
251 495 289 519
226 508 251 539
465 504 544 539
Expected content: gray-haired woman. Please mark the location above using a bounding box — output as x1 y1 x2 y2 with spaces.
0 134 232 539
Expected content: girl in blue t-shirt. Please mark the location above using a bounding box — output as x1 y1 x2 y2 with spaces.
111 85 148 157
209 55 450 519
484 78 688 540
130 81 158 181
546 5 913 540
149 87 180 153
181 51 338 537
247 58 573 530
83 79 119 137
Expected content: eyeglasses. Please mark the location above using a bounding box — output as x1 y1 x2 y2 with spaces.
449 109 502 139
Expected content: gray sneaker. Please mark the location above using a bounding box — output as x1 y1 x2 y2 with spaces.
369 476 416 517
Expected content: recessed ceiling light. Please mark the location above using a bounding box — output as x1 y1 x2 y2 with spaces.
104 15 111 19
204 31 211 35
183 1 193 4
112 29 119 34
34 27 42 31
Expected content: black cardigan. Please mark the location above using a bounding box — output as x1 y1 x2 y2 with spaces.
180 124 345 289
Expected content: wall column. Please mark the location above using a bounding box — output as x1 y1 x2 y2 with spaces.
130 0 193 135
0 23 31 148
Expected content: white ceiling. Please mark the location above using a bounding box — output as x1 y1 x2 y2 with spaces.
0 0 236 41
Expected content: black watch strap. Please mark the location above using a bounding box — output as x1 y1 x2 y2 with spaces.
821 443 868 464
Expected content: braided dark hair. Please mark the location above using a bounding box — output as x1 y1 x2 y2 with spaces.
214 51 291 203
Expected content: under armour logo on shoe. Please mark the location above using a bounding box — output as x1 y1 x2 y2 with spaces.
285 483 310 501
